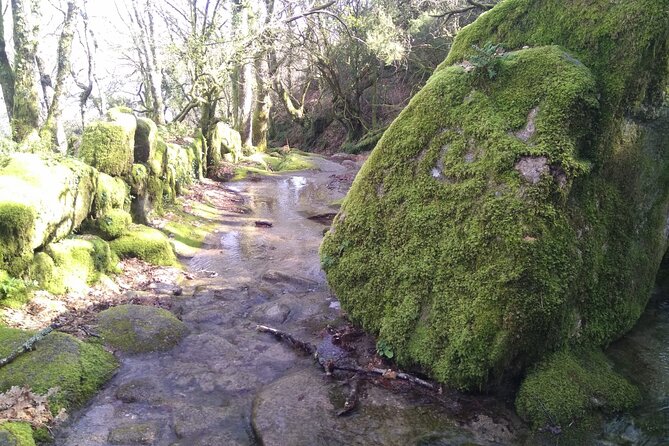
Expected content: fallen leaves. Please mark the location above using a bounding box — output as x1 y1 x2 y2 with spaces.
0 386 67 427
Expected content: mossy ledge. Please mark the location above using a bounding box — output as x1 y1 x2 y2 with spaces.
110 224 178 266
320 0 669 430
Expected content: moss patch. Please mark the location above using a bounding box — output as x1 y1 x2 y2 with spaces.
93 209 132 240
79 114 136 176
97 304 188 354
0 327 118 413
134 117 157 163
45 235 116 294
0 422 36 446
0 270 30 309
92 173 129 218
163 201 220 257
516 348 640 429
110 225 177 266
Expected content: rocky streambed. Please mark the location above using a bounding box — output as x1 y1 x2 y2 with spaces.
52 155 669 446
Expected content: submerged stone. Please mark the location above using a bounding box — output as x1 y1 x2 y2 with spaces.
320 0 669 427
97 304 188 353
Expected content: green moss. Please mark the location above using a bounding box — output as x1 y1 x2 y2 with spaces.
166 143 193 195
97 304 188 353
322 46 600 389
0 203 34 276
45 235 115 294
210 122 242 165
516 348 640 430
0 270 30 309
110 224 177 266
0 327 118 413
442 0 669 116
79 116 136 176
129 163 148 195
92 173 129 218
0 422 36 446
27 252 58 294
94 209 132 240
163 200 220 257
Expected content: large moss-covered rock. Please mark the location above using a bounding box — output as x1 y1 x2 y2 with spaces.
210 122 242 165
110 224 177 266
91 209 132 241
0 327 118 412
321 0 669 398
134 117 158 163
0 153 98 275
92 173 129 218
97 304 188 353
44 235 116 294
166 143 193 196
79 111 136 176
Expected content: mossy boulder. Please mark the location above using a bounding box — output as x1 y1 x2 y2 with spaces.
92 209 132 240
92 173 129 218
321 0 669 400
166 143 193 196
0 153 98 275
134 117 158 163
79 111 136 176
210 122 242 165
44 235 116 294
110 224 177 266
0 422 35 446
0 327 118 413
516 349 641 430
97 304 188 353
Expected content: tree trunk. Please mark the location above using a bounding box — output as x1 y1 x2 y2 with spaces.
10 0 40 143
42 1 77 151
0 0 14 120
253 55 271 152
233 0 253 149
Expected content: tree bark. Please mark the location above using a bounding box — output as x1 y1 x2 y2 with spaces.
10 0 40 143
42 0 77 150
0 0 14 120
253 54 271 152
233 0 253 149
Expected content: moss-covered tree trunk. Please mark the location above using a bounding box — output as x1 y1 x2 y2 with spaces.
10 0 40 143
42 0 77 151
0 0 15 121
253 55 271 152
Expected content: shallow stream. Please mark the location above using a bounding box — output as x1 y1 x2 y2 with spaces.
53 155 669 446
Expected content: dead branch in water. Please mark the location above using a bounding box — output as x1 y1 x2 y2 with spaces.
255 324 438 392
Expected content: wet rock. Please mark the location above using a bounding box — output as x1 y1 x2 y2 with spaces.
250 302 291 325
252 369 489 446
108 422 158 445
115 378 162 404
171 404 232 439
97 304 188 354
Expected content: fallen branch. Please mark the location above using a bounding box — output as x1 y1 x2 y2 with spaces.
338 375 361 416
255 324 438 391
0 323 61 369
255 220 273 228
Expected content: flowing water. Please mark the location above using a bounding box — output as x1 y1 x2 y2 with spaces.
53 154 669 445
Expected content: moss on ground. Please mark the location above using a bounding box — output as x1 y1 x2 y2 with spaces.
516 348 641 430
163 200 220 257
110 224 177 266
0 327 118 413
0 270 31 309
79 115 136 177
320 0 669 414
0 422 36 446
97 304 188 354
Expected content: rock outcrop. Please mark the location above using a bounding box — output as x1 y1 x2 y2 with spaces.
321 0 668 428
